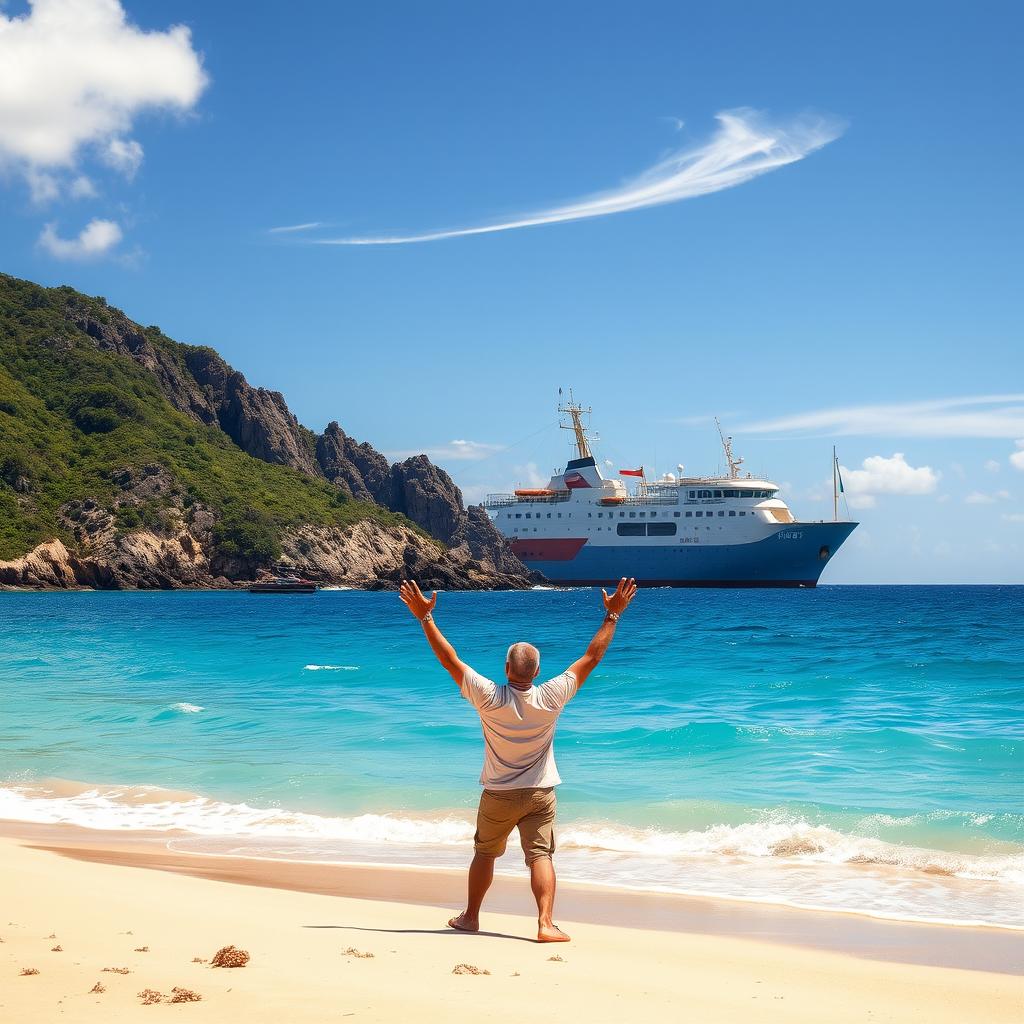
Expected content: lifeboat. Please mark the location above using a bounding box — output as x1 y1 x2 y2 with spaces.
599 496 625 506
514 488 555 497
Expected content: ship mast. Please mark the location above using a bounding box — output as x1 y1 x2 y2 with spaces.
715 417 744 479
559 389 593 460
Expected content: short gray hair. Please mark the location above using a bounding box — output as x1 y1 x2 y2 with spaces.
506 641 540 681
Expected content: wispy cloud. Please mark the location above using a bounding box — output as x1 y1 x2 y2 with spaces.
387 439 504 462
268 221 323 234
1011 440 1024 471
742 395 1024 439
309 108 842 246
965 490 1009 505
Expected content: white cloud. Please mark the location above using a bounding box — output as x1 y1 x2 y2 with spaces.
38 218 122 259
387 439 504 462
312 108 843 245
0 0 206 197
964 490 1010 505
101 137 144 179
839 453 939 509
25 168 59 203
1011 440 1024 471
1002 513 1024 523
984 459 1001 472
741 395 1024 439
69 175 97 199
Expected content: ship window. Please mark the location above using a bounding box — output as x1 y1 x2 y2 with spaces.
515 514 521 519
695 511 702 517
685 511 692 517
740 511 746 516
718 511 725 517
617 523 645 537
629 511 636 518
729 510 736 516
588 513 592 518
673 512 680 518
639 511 646 517
557 513 562 518
714 490 722 497
547 513 551 518
689 490 695 498
525 513 531 519
648 522 677 537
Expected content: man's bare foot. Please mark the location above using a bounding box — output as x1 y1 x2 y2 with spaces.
537 923 571 943
447 913 479 933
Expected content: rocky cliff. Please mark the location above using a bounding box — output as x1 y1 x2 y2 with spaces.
0 273 534 591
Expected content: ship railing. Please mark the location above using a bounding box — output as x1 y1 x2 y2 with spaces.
622 494 679 506
482 491 572 508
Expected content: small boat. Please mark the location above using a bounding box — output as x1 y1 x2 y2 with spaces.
248 564 319 594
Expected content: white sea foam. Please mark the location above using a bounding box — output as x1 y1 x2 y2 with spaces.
169 703 204 713
1 783 1020 891
302 665 359 672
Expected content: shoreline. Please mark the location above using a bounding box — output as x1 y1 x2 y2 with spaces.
2 820 1021 976
1 831 1021 1024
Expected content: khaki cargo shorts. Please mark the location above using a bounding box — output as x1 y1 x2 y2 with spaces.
474 787 556 864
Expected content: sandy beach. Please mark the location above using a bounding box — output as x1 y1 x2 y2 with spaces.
1 825 1020 1024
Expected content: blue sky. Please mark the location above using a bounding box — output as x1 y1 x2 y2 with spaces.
1 0 1021 583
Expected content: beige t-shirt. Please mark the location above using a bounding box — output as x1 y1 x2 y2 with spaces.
459 667 578 790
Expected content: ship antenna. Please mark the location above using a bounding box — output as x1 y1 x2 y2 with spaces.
559 388 593 461
715 417 743 479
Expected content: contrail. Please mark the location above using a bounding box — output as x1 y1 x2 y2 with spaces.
316 108 843 246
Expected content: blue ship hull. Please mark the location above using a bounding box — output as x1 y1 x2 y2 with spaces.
522 522 857 587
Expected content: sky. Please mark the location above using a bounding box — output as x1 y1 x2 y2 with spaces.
0 0 1021 583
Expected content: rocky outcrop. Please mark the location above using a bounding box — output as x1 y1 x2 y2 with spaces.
390 456 464 544
315 422 394 505
185 350 321 477
0 510 529 592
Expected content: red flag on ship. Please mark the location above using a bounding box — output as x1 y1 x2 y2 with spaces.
619 468 644 477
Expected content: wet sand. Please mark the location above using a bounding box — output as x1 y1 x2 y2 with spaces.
1 823 1021 1022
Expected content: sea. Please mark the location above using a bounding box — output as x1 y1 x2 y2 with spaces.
1 586 1021 929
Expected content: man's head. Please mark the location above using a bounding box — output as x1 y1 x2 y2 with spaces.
506 642 540 686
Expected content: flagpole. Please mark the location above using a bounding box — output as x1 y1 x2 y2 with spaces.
832 446 838 522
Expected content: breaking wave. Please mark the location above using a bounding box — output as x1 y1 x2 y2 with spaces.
1 782 1020 893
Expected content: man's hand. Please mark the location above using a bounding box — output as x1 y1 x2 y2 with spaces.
602 577 637 617
401 579 464 684
400 580 437 621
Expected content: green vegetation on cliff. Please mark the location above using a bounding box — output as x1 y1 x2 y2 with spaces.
0 274 410 561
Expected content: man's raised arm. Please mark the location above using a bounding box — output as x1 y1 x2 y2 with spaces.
399 580 466 685
568 577 637 689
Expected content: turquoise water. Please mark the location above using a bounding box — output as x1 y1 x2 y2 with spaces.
1 586 1021 926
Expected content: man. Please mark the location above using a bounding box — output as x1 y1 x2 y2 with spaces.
399 576 637 943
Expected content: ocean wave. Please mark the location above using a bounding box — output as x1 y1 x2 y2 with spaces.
169 703 204 713
303 665 359 672
1 783 1020 887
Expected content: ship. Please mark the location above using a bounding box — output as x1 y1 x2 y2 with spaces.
484 397 857 588
248 563 319 594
